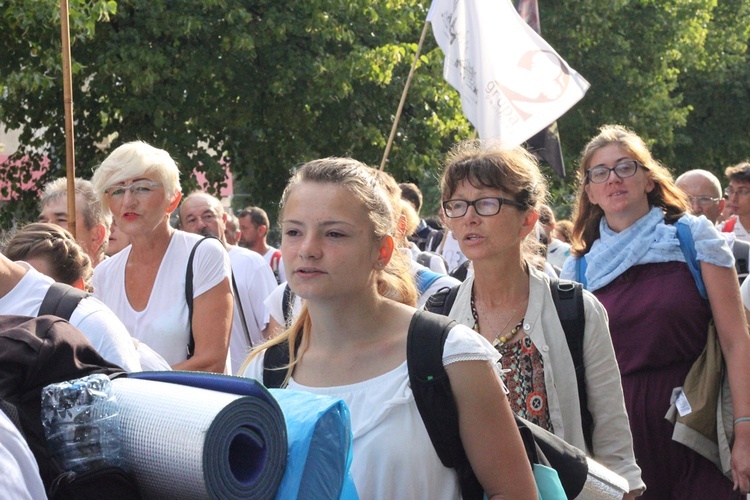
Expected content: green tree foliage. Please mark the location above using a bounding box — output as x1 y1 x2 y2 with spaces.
0 0 468 226
1 0 749 226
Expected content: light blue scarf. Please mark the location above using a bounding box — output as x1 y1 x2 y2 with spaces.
560 207 733 292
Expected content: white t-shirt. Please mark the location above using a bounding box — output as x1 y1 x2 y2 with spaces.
93 231 231 367
411 260 460 309
740 275 750 311
438 230 468 273
243 323 501 500
0 410 46 500
408 243 448 274
228 246 277 374
546 238 571 269
718 216 750 243
263 246 286 283
0 262 141 372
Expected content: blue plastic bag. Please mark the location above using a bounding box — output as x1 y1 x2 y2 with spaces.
269 389 358 500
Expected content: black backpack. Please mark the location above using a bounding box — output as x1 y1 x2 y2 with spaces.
424 277 593 453
0 314 140 499
38 282 89 321
262 310 589 499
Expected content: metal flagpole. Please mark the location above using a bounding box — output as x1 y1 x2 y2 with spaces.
379 20 431 171
60 0 77 237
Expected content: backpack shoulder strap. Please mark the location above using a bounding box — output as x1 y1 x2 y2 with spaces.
415 268 443 295
262 341 290 389
732 239 749 283
407 310 483 500
281 283 296 327
548 276 592 453
39 282 89 321
575 256 588 289
423 285 460 316
231 270 253 348
674 219 708 300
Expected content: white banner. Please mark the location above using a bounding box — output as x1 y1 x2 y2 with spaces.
427 0 590 146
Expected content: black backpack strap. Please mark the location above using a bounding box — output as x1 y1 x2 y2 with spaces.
185 236 220 359
733 239 750 284
548 276 593 453
231 271 253 348
281 283 296 328
449 260 470 282
39 282 89 321
262 341 290 389
423 285 461 316
262 334 304 389
407 310 483 500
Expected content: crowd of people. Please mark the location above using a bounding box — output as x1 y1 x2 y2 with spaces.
2 127 750 499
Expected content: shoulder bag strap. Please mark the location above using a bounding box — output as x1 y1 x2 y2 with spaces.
548 276 592 453
185 236 220 359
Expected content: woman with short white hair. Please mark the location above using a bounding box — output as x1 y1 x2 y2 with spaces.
92 141 233 373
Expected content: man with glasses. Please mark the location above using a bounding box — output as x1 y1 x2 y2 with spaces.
179 192 278 374
39 178 109 267
719 162 750 243
676 169 749 283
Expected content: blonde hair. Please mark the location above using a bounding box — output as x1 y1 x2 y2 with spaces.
570 125 689 256
240 158 417 383
440 140 548 266
91 141 182 213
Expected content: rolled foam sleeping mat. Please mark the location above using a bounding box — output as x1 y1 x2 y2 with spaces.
111 372 286 500
268 389 358 500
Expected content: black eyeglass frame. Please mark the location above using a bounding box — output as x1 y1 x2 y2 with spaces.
586 160 642 184
442 196 526 218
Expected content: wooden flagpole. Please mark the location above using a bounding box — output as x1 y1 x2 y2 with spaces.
379 20 431 171
60 0 77 237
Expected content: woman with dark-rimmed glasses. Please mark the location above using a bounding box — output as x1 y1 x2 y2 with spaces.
562 124 750 497
428 140 644 497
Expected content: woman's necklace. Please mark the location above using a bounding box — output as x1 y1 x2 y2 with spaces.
470 289 528 346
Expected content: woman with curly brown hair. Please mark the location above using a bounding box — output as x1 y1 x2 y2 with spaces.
561 124 750 497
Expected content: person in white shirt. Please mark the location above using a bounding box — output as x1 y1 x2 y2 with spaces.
0 409 46 500
180 192 278 374
538 204 571 269
719 162 750 242
241 157 536 499
237 206 286 283
91 141 233 373
0 253 141 372
676 169 750 283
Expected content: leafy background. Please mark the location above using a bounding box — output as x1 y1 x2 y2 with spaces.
1 0 749 236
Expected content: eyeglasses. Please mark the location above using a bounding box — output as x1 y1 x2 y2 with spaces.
182 212 218 226
104 180 162 198
442 197 525 218
687 196 721 207
586 160 641 184
725 187 750 198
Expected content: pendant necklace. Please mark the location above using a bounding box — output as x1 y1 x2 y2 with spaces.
470 290 528 346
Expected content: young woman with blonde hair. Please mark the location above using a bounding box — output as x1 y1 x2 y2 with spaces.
242 157 536 499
